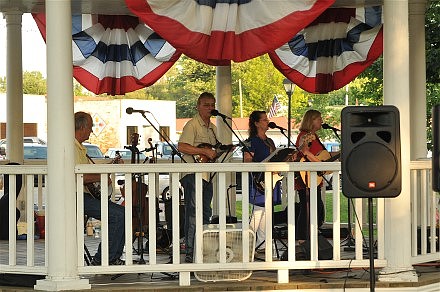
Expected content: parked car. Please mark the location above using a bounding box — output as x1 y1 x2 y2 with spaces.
83 143 104 159
0 137 47 156
105 148 147 162
155 142 181 161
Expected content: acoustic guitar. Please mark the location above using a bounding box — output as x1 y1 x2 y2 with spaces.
192 143 234 163
85 152 122 200
299 150 341 188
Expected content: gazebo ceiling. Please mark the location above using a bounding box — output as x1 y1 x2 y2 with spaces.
0 0 383 14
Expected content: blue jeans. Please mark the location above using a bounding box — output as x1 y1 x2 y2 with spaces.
84 194 125 262
180 174 213 255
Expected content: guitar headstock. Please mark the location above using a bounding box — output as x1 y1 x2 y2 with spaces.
130 133 139 147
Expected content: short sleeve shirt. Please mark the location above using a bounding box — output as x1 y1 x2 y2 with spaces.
179 113 218 163
75 139 90 164
75 139 93 194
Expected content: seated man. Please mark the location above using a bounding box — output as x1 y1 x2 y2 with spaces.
74 111 125 265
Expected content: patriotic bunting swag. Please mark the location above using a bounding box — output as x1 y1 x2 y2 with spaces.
33 13 181 95
269 6 383 94
32 3 383 95
125 0 334 65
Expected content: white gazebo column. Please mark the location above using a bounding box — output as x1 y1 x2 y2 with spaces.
216 66 233 145
34 0 90 290
214 66 233 215
5 10 23 164
409 0 428 160
379 0 418 282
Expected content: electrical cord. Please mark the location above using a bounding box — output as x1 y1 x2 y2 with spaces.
343 258 353 291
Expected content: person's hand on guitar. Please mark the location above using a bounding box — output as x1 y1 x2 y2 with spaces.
298 133 319 162
85 152 121 199
202 147 217 161
193 145 217 163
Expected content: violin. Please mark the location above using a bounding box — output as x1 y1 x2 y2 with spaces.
120 132 150 235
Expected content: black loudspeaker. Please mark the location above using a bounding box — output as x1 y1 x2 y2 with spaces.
341 106 401 198
432 104 440 192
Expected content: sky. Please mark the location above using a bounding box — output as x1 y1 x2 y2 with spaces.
0 13 47 78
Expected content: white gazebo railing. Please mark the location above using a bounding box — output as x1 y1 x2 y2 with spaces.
0 160 438 286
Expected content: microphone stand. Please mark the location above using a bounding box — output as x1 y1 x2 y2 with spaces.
217 116 253 155
331 129 341 141
276 128 298 150
136 112 184 273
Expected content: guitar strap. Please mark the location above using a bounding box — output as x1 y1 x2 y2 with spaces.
252 137 276 192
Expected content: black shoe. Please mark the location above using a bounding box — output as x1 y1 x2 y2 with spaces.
90 258 101 266
110 258 125 265
184 253 193 263
280 250 288 261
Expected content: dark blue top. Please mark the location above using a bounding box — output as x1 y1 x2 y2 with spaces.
247 136 281 206
248 136 274 162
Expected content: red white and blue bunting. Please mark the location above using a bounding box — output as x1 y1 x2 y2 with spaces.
33 13 181 95
269 6 383 93
125 0 334 65
32 3 384 95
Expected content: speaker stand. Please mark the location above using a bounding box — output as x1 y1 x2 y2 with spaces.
367 197 376 292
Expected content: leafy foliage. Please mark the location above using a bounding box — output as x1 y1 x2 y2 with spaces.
426 0 440 83
23 71 46 95
231 55 285 117
426 83 440 150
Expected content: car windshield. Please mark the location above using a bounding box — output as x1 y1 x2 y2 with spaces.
109 150 147 160
84 144 104 158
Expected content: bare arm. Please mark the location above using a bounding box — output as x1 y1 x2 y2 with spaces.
178 142 217 160
243 151 254 163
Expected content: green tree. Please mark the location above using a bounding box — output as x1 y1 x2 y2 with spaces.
168 56 216 118
426 0 440 84
232 55 285 118
23 71 46 95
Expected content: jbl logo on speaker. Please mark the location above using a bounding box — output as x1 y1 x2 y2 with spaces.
341 106 401 198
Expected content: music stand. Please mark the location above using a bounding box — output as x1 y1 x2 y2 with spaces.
262 147 297 162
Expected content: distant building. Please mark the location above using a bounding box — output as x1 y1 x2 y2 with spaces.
0 94 177 153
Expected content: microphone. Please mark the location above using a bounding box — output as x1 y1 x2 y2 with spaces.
322 123 340 131
211 109 231 120
268 122 287 131
126 107 150 115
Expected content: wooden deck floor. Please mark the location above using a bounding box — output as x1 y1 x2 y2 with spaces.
1 236 439 291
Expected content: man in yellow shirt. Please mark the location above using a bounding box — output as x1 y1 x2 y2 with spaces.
74 111 125 265
178 92 219 263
